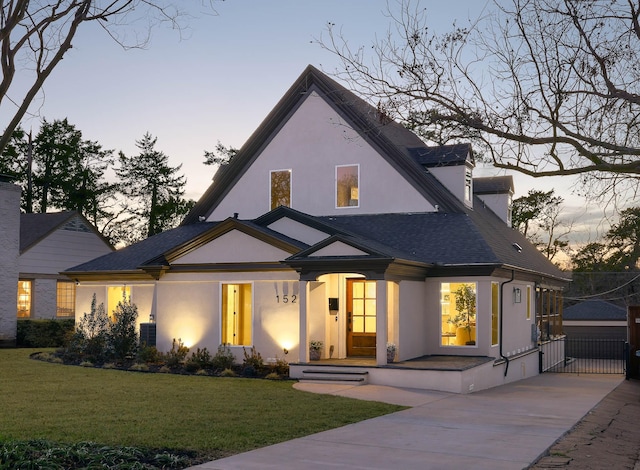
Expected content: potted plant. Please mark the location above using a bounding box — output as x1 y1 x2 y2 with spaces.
449 285 477 345
386 342 397 363
309 340 323 361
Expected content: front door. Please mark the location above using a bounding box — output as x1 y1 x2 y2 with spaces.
347 279 376 357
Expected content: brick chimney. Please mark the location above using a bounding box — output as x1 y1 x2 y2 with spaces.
0 176 20 347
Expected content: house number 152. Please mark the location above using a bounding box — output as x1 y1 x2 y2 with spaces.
276 295 297 304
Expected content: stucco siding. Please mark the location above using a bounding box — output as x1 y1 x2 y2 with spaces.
209 91 433 220
266 217 330 245
20 229 112 274
174 230 293 264
397 280 427 360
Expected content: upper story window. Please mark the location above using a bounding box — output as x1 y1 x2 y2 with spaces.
465 168 472 202
336 164 359 208
270 169 291 210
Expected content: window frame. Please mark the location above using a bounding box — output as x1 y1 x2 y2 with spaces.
17 279 33 318
440 281 478 347
269 169 292 210
335 164 360 209
491 282 499 346
56 281 76 318
220 282 253 347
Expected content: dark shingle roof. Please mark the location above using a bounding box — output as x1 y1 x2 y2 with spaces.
19 211 103 253
563 300 627 321
473 176 514 195
408 144 473 168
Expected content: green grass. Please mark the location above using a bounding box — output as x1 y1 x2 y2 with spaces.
0 349 404 463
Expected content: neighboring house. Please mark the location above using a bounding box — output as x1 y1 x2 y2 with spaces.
18 211 114 320
66 65 569 392
563 300 627 341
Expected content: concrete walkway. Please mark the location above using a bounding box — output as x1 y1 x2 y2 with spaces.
189 374 624 470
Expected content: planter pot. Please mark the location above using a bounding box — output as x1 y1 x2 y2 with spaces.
454 326 476 346
387 350 396 363
309 349 321 361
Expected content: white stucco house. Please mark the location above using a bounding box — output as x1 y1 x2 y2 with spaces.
65 65 569 392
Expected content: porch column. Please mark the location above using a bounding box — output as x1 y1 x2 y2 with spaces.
299 280 309 363
376 280 388 366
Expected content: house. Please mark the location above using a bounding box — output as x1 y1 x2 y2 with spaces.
17 211 114 320
65 65 569 392
563 300 627 341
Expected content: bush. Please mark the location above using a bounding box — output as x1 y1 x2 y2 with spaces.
220 368 237 377
186 347 214 371
16 319 75 348
137 345 161 364
163 339 189 369
109 293 139 364
269 356 289 377
65 295 110 364
211 344 235 371
242 346 264 374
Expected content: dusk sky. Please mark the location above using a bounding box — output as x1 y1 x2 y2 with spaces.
16 0 612 248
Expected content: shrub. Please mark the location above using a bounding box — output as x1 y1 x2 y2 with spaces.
79 361 93 367
163 339 189 369
129 363 149 372
195 369 209 376
220 368 237 377
186 347 214 371
17 319 75 348
109 293 139 364
269 356 289 377
265 372 282 380
242 346 264 373
211 344 235 371
158 366 171 373
137 345 161 364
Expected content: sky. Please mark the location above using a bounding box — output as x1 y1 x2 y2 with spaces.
14 0 614 250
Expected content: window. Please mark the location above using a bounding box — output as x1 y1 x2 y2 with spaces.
526 285 532 320
336 164 359 208
17 280 32 318
57 281 76 317
536 287 563 341
465 168 472 201
221 283 252 346
441 282 477 346
270 169 291 210
108 285 131 320
491 282 499 346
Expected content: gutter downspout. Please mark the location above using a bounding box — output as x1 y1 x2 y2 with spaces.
499 270 516 377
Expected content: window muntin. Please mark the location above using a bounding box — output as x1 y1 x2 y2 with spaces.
351 280 376 333
491 282 499 346
270 169 291 210
441 282 477 346
17 280 32 318
221 283 252 346
56 281 76 317
336 164 359 208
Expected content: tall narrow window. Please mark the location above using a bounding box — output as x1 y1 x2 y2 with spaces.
336 164 359 208
491 282 499 346
17 280 32 318
270 169 291 210
57 281 76 317
465 168 473 201
526 285 532 320
221 283 252 346
441 282 477 346
108 285 131 320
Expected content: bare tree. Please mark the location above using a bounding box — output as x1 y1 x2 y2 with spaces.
321 0 640 202
0 1 215 156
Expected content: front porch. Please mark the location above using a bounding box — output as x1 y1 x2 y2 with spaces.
290 354 516 394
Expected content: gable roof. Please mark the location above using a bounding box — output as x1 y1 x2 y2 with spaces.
473 176 514 195
182 65 468 225
563 300 627 321
20 211 113 254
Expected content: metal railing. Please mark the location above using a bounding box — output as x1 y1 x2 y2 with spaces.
540 337 627 375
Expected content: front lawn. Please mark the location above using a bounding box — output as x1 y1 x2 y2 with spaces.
0 349 403 467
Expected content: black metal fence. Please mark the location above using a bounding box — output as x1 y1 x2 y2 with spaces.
540 337 627 374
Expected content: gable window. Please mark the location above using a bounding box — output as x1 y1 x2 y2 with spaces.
465 168 472 202
17 280 32 318
270 169 291 210
108 285 131 320
57 281 76 317
221 283 252 346
336 164 359 208
441 282 477 346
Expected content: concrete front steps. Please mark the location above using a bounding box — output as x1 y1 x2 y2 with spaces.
297 367 369 385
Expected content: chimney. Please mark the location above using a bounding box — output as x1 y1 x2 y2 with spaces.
0 176 20 347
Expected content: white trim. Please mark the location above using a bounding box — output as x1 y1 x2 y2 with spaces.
335 163 360 209
269 168 292 211
219 281 255 347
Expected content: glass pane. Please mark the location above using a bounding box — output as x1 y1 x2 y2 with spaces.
365 281 376 298
336 165 359 207
365 299 376 315
353 316 364 333
17 280 31 318
352 299 364 316
270 170 291 209
353 281 364 298
365 317 376 333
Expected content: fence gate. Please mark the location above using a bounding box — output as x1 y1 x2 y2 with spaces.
540 337 627 374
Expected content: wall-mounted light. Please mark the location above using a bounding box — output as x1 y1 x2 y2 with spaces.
149 313 155 323
513 287 522 303
283 348 288 356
